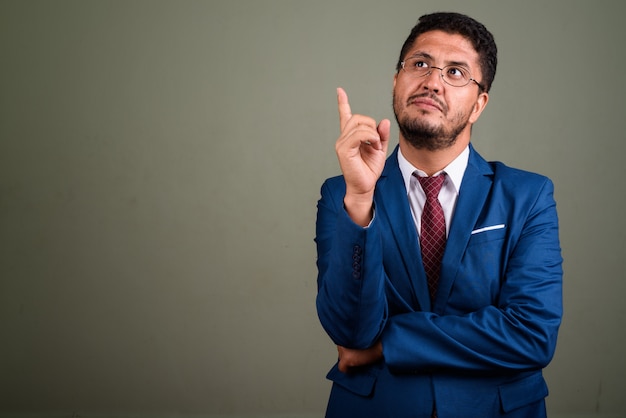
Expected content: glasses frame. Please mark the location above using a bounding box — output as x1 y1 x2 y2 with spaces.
400 61 485 92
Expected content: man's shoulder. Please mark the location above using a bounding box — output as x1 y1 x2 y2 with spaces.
471 146 547 179
488 160 552 186
483 160 556 204
469 146 554 192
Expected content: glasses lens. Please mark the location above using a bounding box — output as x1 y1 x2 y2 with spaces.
403 58 429 76
442 66 470 87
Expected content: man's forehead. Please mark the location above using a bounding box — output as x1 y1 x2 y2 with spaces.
410 31 478 59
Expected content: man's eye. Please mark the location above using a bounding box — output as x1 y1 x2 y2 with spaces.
447 67 466 78
414 60 428 68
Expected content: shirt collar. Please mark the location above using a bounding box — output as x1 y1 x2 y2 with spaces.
397 145 469 195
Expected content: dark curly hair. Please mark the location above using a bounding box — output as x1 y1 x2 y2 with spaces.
396 12 498 93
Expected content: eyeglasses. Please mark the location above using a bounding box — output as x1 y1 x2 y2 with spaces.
400 57 485 91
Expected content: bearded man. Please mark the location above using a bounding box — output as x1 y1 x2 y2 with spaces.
315 12 563 418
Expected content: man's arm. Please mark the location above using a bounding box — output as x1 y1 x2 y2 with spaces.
315 89 391 349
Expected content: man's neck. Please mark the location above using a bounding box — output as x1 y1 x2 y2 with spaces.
399 136 470 176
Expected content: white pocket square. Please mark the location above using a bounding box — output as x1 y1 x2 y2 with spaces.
471 224 506 235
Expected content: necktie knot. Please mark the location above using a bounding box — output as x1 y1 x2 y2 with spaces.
417 174 445 199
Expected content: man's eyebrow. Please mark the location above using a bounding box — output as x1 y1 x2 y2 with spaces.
407 52 433 60
446 60 472 69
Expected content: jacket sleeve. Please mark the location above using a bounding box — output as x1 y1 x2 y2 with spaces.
383 177 563 373
315 177 388 349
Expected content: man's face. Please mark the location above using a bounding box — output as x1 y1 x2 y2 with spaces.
393 30 488 151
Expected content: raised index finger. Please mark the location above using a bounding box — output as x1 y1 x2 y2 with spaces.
337 87 352 131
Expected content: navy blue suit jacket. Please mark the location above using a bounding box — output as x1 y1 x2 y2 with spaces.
315 145 563 417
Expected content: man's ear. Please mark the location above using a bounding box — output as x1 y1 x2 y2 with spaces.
469 92 489 124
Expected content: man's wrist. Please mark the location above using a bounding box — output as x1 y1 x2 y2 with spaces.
344 193 374 227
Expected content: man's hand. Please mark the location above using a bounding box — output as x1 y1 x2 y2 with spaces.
337 341 384 373
335 87 390 226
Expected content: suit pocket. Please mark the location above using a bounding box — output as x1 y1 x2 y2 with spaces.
326 363 379 397
498 372 548 413
467 226 506 245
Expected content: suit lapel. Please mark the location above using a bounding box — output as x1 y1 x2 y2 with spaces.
434 145 494 312
376 148 431 311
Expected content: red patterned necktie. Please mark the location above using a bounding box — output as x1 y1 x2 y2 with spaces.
417 174 446 302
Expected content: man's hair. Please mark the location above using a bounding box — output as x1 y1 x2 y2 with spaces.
396 12 498 92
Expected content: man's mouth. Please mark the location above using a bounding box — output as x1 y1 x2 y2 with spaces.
409 94 445 113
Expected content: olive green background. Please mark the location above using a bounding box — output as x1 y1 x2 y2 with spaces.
1 1 624 417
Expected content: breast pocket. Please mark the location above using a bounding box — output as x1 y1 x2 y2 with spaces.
468 225 506 245
448 227 508 312
465 226 507 275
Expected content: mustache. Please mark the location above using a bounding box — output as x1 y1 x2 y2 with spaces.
407 92 447 113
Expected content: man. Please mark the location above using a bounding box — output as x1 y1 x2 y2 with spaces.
315 12 562 418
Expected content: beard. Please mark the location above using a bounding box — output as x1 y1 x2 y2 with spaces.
393 91 470 151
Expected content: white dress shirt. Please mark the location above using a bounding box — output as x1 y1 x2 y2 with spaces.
397 146 470 237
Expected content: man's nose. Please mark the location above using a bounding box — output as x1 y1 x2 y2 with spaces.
421 67 443 92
